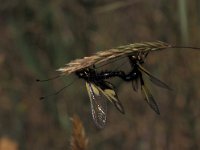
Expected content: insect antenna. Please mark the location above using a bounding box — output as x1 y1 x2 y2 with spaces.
40 78 77 100
36 74 63 82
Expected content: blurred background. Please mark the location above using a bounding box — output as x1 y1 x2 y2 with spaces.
1 0 200 149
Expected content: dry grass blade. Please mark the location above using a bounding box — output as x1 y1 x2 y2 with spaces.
58 41 171 75
70 115 88 150
0 137 18 150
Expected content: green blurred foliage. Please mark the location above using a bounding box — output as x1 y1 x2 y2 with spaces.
1 0 200 149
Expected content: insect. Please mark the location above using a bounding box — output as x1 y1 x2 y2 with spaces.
75 67 125 128
38 54 170 127
38 67 127 128
124 55 172 114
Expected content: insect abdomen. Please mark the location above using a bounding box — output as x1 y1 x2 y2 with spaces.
98 71 125 80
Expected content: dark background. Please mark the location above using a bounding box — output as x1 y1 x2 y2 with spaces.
1 0 200 149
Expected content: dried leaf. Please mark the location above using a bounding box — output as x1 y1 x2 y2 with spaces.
70 115 88 150
0 137 18 150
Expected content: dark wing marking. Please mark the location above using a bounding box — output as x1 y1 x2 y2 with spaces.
138 64 172 91
97 81 125 114
86 82 107 128
140 75 160 115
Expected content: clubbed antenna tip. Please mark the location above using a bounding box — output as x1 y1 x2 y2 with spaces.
38 79 76 101
40 97 45 100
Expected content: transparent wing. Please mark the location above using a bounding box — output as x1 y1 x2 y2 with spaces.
86 82 107 128
141 85 160 115
138 64 172 91
97 81 125 114
140 75 160 115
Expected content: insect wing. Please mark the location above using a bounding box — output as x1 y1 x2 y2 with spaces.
132 77 140 92
138 64 172 90
97 81 125 114
141 84 160 115
85 82 107 128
